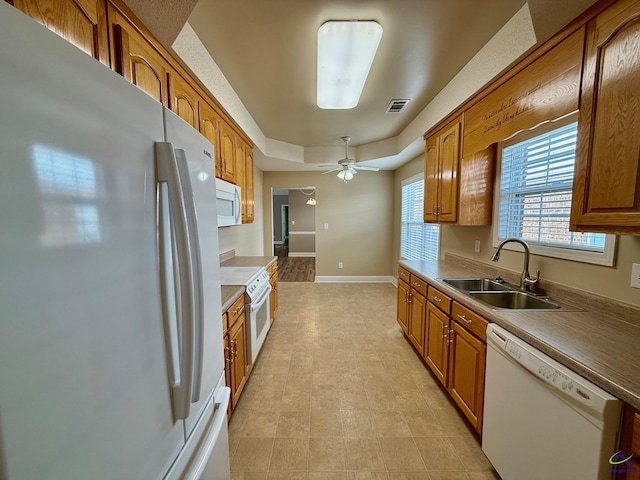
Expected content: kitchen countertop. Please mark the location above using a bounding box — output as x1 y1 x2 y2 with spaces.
219 255 277 312
399 258 640 410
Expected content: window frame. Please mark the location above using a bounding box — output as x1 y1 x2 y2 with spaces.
400 172 440 261
492 114 616 266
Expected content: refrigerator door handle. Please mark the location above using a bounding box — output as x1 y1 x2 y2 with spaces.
174 148 204 404
156 142 195 420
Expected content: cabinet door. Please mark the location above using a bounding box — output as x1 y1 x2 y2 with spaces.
408 291 426 355
199 101 222 178
424 135 439 222
571 0 640 233
168 69 199 129
244 148 255 223
396 280 410 335
235 138 247 221
269 269 278 324
437 121 460 223
223 332 232 416
448 322 486 433
424 302 450 386
108 3 170 106
11 0 109 65
229 312 247 409
219 120 237 183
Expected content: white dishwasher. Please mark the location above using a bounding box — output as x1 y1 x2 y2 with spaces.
483 324 622 480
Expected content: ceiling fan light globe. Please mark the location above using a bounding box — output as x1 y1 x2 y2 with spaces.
344 171 354 181
337 170 346 180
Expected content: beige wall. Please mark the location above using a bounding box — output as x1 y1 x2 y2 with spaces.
263 171 395 277
218 165 265 256
289 233 315 254
393 157 640 306
288 190 316 232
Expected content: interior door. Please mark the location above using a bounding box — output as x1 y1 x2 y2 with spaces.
0 6 184 478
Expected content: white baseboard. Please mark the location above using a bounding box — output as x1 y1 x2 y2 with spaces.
288 252 316 258
273 240 285 245
314 275 395 283
390 277 398 287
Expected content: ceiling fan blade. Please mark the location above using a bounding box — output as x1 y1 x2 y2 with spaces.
348 166 357 174
321 167 342 174
353 165 380 171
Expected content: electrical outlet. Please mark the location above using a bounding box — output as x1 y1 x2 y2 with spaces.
474 240 481 253
338 262 343 269
291 220 295 225
631 263 640 289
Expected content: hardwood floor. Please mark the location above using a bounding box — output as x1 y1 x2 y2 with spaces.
274 242 316 282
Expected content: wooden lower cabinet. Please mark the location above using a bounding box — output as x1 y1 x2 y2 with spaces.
397 279 410 335
448 321 486 433
408 289 426 356
616 404 640 479
424 302 450 385
224 295 248 414
268 262 278 324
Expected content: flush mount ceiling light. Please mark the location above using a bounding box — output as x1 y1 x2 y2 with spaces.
317 20 383 109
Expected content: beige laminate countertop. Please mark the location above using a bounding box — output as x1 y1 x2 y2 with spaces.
219 256 277 312
400 259 640 410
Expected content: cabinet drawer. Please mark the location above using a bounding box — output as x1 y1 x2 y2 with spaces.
427 285 452 314
398 267 410 284
409 274 427 297
633 413 640 456
452 302 488 341
227 294 245 328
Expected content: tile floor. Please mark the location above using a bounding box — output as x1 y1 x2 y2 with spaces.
228 282 500 480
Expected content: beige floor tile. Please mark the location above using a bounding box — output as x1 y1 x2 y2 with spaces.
427 472 470 480
281 390 312 410
393 390 430 410
402 411 445 437
366 389 399 411
308 473 350 480
361 374 393 391
231 472 268 480
339 390 370 410
267 471 308 480
387 473 430 480
448 436 492 470
269 438 309 470
276 410 310 437
242 410 280 437
413 437 464 471
311 389 341 410
231 438 274 471
378 437 425 471
308 437 347 471
310 410 344 436
286 374 313 391
341 410 376 436
371 410 413 437
344 436 386 471
240 389 284 411
349 473 389 480
466 471 501 480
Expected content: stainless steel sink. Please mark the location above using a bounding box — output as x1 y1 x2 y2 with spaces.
441 278 511 292
468 291 561 310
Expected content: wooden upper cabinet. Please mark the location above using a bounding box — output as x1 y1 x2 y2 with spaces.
198 101 222 178
219 121 237 184
244 148 255 223
168 69 199 129
10 0 109 64
108 1 169 106
235 139 246 218
423 117 462 224
571 0 640 234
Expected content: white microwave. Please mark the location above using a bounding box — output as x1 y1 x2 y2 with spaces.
215 178 242 227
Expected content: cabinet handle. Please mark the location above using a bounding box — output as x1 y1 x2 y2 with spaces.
225 346 234 364
441 324 447 339
448 329 454 344
412 282 421 287
457 314 472 324
408 293 412 304
232 339 238 357
431 295 442 303
431 205 436 216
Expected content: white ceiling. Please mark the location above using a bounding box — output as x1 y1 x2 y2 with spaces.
124 0 598 171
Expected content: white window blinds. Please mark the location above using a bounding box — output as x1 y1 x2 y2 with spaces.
499 121 606 251
401 175 440 261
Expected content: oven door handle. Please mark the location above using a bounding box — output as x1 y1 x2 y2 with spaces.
251 284 272 312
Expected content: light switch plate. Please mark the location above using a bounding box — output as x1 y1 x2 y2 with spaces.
474 240 481 253
324 223 329 230
631 263 640 289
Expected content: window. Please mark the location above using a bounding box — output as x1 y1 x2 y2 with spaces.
401 174 440 261
495 116 615 265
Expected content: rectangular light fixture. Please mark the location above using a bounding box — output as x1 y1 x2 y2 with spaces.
317 20 383 109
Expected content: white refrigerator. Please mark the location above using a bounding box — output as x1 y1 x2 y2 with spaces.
0 4 231 480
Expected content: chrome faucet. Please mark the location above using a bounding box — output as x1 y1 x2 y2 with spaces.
490 238 539 291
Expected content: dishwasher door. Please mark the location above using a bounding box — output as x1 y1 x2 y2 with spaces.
482 324 622 480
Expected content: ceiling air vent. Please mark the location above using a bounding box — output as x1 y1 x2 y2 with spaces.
385 99 410 113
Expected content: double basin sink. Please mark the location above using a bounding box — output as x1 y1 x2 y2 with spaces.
439 278 572 310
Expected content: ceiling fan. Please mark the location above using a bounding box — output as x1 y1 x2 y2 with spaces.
319 136 379 183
